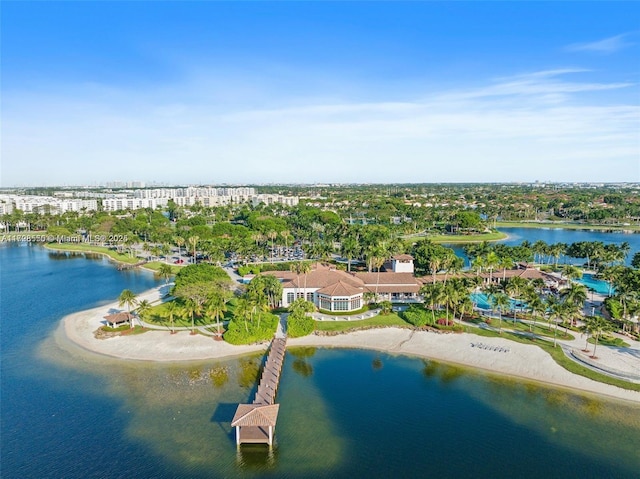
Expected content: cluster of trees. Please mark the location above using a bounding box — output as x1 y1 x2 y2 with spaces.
604 266 640 334
223 274 282 344
286 299 316 338
168 264 234 335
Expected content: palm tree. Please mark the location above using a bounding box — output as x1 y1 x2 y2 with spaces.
584 316 614 358
372 251 387 301
234 297 252 332
136 299 152 325
267 231 277 262
206 292 229 336
531 240 548 265
119 289 137 327
288 298 315 317
562 264 583 281
561 282 587 323
526 294 545 333
341 236 360 272
300 262 312 301
165 301 180 333
505 276 527 324
548 298 569 347
261 274 284 309
157 263 173 284
185 297 203 334
490 293 510 334
420 282 445 325
379 300 393 315
485 251 500 284
187 235 199 264
247 287 269 329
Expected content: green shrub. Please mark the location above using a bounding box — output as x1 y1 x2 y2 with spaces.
287 313 315 338
401 305 430 327
223 313 279 345
604 297 622 319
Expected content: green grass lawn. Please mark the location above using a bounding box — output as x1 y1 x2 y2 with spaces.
588 335 630 348
493 318 575 340
425 231 507 243
44 243 140 264
143 261 183 274
314 313 411 332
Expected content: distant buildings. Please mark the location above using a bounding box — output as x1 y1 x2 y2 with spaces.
0 186 299 214
0 194 98 215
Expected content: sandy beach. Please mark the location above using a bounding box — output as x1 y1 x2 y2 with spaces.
59 286 640 404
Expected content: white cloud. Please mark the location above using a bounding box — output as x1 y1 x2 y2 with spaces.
565 34 634 54
2 69 639 185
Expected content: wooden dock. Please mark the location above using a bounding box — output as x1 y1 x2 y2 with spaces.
231 338 286 447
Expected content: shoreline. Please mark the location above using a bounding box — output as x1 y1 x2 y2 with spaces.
42 243 175 274
495 221 640 232
58 286 640 404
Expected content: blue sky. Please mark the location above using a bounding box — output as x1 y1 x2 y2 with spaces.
2 1 639 186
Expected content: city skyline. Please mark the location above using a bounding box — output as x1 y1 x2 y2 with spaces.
3 2 639 186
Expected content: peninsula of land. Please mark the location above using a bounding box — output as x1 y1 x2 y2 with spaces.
57 286 640 405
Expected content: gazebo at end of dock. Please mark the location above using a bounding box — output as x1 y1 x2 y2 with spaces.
231 404 280 446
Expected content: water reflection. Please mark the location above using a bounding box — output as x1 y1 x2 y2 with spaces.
40 327 639 478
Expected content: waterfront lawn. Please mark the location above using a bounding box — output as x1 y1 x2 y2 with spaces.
507 320 575 341
314 313 411 333
144 261 183 274
45 243 140 264
424 231 507 243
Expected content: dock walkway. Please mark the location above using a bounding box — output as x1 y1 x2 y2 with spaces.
231 337 287 446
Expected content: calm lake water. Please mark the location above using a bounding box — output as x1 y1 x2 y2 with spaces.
449 227 640 267
1 235 640 478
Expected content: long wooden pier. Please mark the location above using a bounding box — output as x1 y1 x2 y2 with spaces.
231 338 286 447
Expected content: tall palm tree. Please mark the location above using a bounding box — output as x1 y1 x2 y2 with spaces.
341 236 360 273
136 299 152 325
187 235 199 264
185 298 204 334
165 301 179 333
234 297 252 333
261 274 284 309
118 289 137 327
420 282 445 325
505 276 527 324
562 264 583 281
548 298 568 347
490 292 510 334
584 316 614 358
526 294 545 333
372 250 387 301
300 261 312 301
157 263 173 284
267 231 277 262
561 282 587 323
206 292 229 336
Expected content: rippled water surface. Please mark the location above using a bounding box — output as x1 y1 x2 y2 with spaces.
2 243 639 478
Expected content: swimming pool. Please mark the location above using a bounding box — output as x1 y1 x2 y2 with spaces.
576 274 614 296
470 292 525 311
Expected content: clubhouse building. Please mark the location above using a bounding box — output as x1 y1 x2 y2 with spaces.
265 255 421 312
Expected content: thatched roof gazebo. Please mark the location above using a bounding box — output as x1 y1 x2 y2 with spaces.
103 312 134 328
